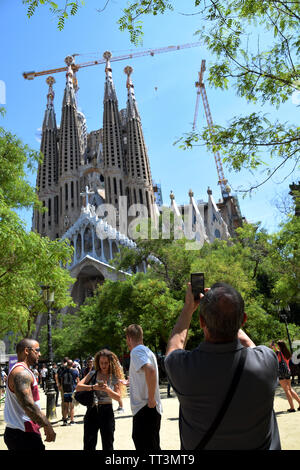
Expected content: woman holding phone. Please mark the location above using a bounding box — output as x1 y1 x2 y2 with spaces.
76 349 126 450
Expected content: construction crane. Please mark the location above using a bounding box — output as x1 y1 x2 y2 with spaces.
193 60 231 199
23 41 202 90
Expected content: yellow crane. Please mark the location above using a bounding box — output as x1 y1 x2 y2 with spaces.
193 60 231 199
23 41 202 92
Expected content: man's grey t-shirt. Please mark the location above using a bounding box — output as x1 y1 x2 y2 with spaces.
164 340 281 450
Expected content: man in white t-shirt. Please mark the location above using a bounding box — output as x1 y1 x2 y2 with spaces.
40 364 48 391
125 324 162 450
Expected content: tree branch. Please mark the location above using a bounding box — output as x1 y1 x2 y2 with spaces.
233 150 299 193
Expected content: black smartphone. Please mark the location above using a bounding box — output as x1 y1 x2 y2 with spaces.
191 273 205 300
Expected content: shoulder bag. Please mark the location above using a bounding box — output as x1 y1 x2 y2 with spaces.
73 370 97 407
194 346 248 450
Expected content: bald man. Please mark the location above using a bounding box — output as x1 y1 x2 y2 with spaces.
4 338 56 450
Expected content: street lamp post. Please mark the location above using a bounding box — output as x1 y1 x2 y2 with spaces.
41 285 56 420
280 309 293 354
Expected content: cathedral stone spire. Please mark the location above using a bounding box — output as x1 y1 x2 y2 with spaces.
124 66 154 218
38 76 59 189
124 65 140 120
103 51 118 103
59 56 81 176
57 56 81 234
34 76 59 237
102 51 125 209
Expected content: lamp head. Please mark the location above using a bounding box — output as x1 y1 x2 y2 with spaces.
41 285 55 305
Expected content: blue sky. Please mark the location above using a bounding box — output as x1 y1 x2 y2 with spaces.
1 1 299 233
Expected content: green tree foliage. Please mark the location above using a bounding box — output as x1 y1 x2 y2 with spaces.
0 125 42 210
272 215 300 307
23 1 300 191
0 207 74 337
49 213 300 359
174 1 300 191
22 0 84 30
0 118 75 338
50 274 183 359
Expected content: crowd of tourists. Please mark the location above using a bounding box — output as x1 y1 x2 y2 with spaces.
2 282 300 451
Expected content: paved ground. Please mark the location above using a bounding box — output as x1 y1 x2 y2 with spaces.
0 382 300 451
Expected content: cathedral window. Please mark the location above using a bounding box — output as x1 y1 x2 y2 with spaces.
126 187 131 207
84 226 93 253
139 189 143 204
65 183 68 201
108 177 111 202
54 196 59 225
60 187 62 215
146 192 150 215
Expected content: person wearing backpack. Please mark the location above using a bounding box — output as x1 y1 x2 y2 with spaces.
272 340 300 413
59 359 79 426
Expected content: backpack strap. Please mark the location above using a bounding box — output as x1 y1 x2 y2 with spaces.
194 347 248 450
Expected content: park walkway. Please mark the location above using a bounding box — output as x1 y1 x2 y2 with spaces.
0 383 299 450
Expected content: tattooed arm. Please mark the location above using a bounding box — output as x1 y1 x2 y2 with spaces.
12 368 56 442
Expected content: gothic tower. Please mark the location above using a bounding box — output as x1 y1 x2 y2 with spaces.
58 56 82 234
124 66 155 218
33 56 159 241
34 76 59 238
102 51 125 212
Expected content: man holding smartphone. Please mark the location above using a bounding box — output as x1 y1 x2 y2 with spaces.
164 281 281 450
125 324 162 450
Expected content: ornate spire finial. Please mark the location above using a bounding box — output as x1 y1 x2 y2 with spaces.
46 76 55 105
225 184 231 195
103 50 112 62
64 55 74 66
103 51 112 72
125 65 139 119
103 51 117 103
64 56 74 87
124 65 133 89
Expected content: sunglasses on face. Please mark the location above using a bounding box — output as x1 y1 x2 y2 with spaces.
27 347 41 353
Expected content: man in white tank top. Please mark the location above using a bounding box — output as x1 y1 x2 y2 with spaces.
4 338 56 450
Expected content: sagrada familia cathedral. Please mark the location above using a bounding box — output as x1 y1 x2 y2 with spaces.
32 53 244 311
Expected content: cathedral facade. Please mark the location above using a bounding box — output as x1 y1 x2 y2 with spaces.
32 53 244 307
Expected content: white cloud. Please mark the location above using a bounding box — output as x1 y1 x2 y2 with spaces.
0 80 6 105
35 127 42 143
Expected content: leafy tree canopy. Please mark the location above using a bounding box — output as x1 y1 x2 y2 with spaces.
48 213 300 360
23 1 300 192
0 112 75 339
